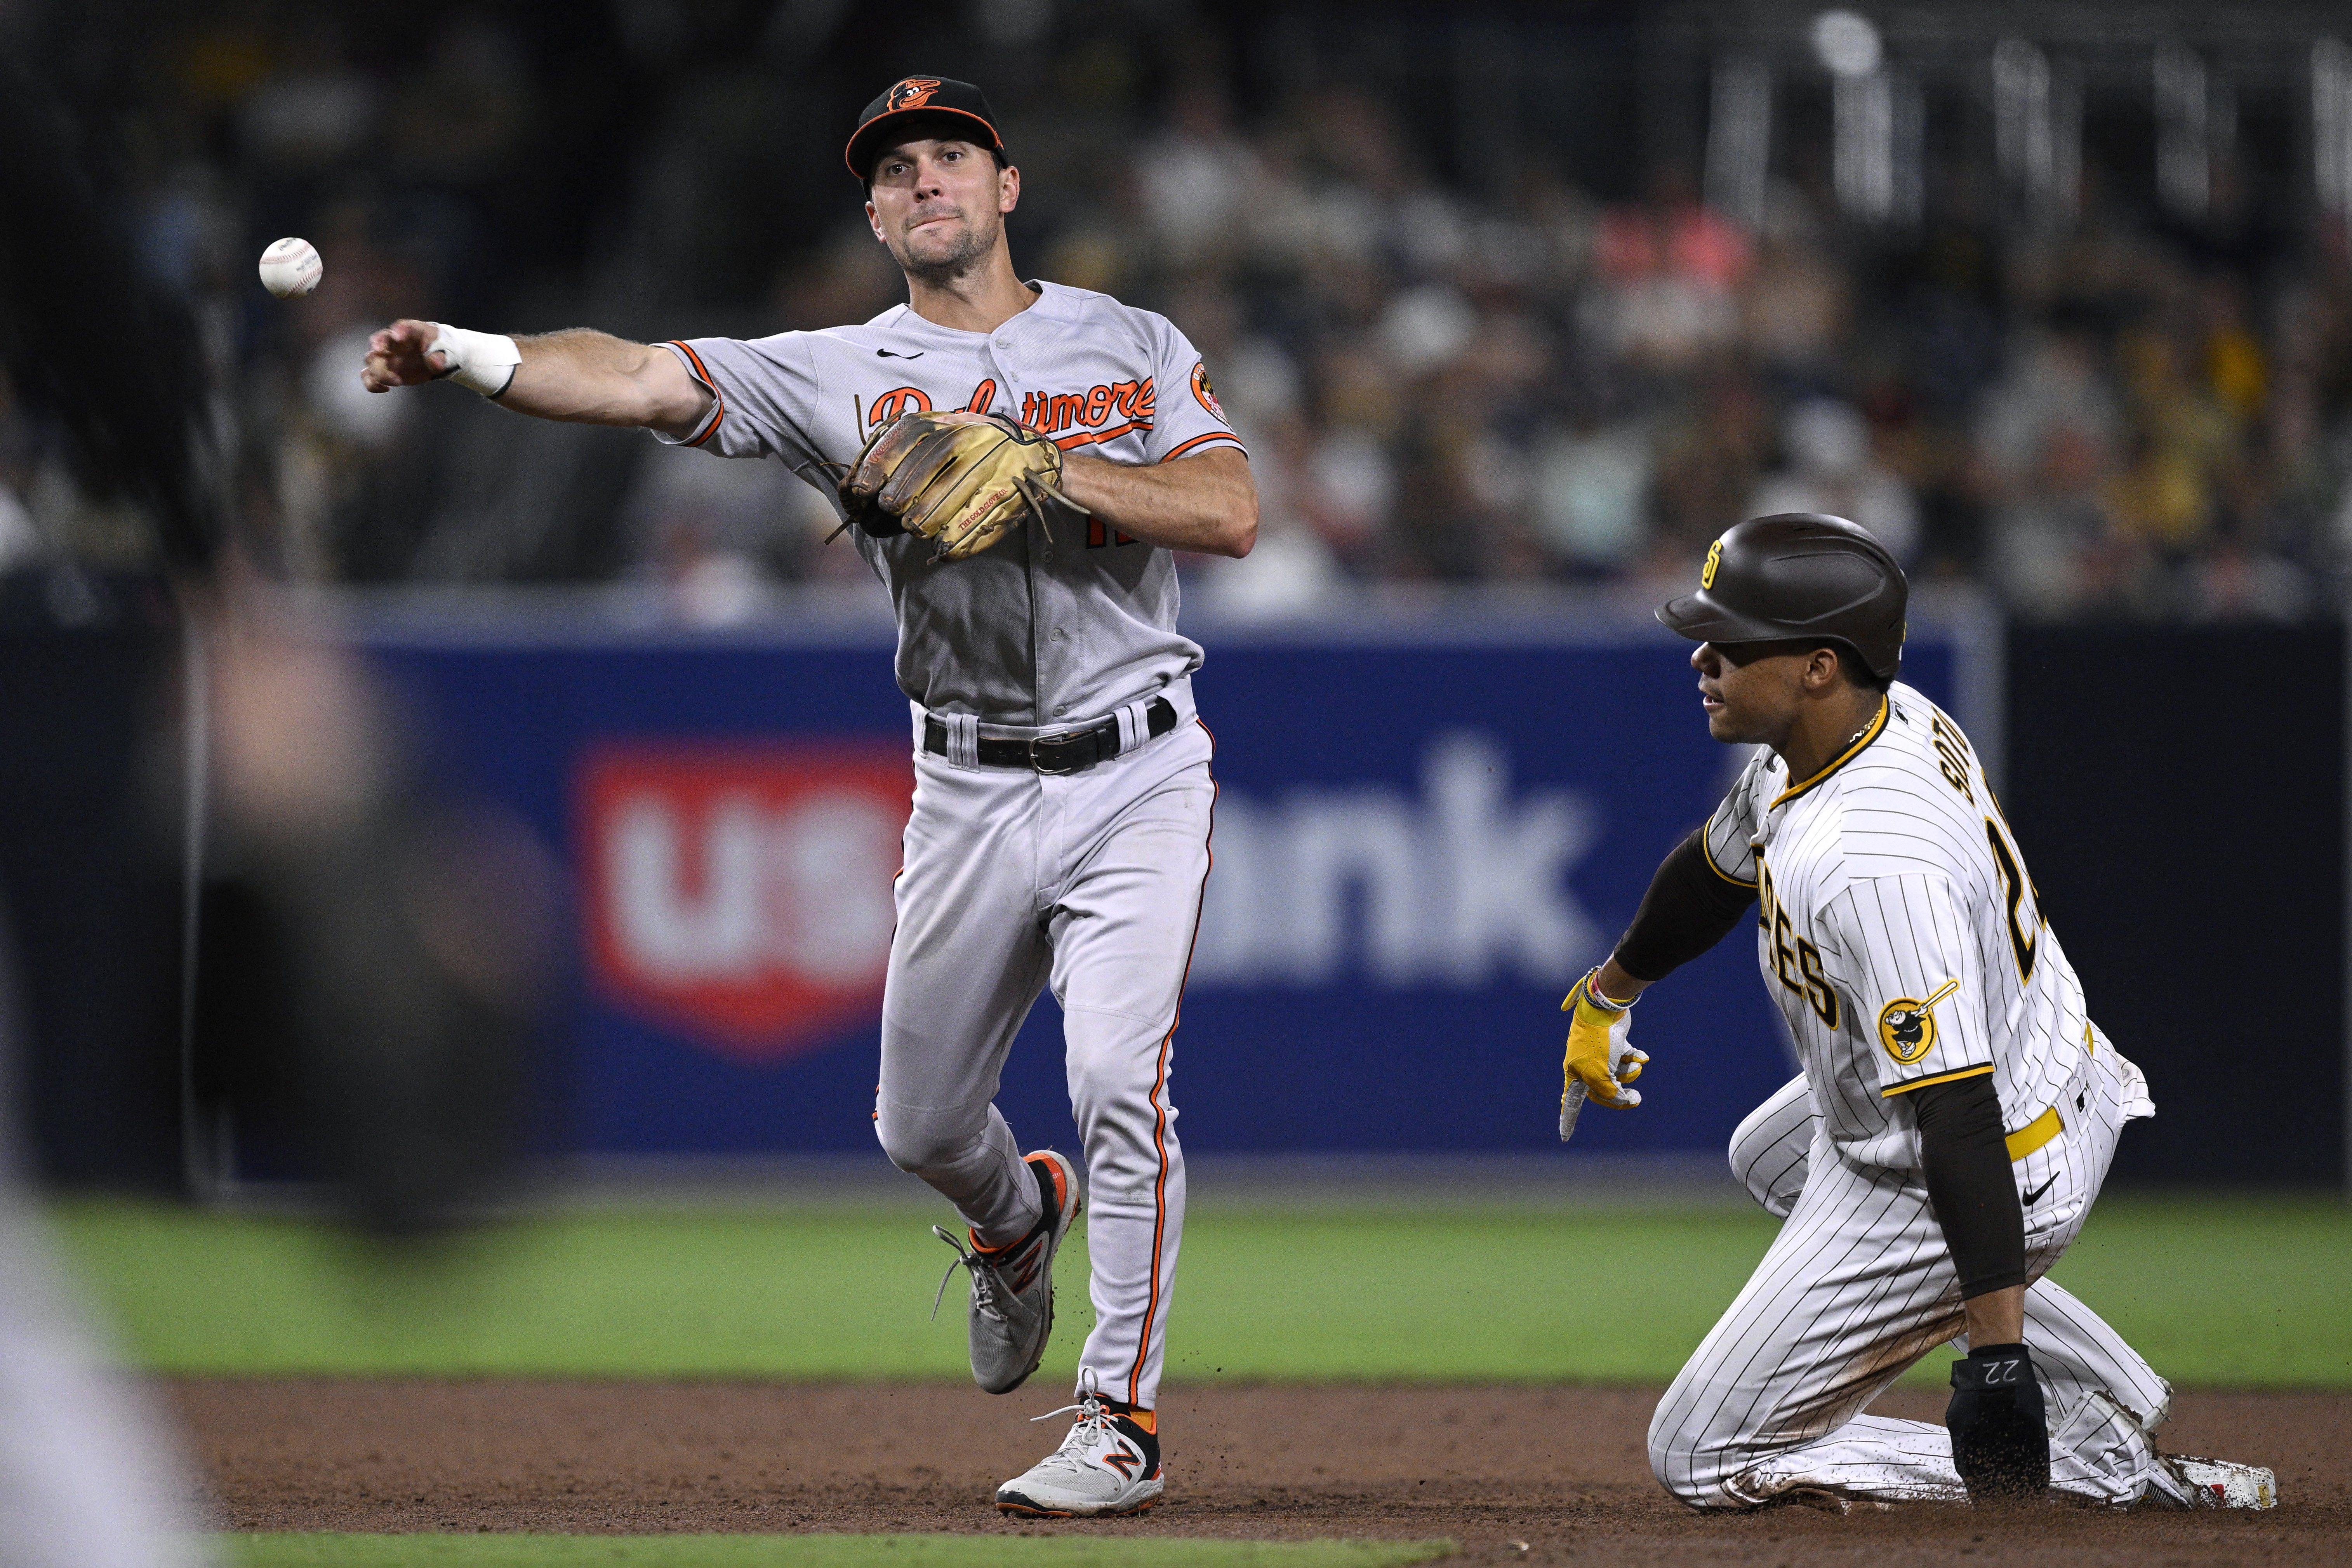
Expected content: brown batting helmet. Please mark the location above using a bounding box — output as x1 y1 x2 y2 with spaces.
1656 513 1908 681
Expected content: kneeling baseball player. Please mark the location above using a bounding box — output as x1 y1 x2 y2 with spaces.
1557 513 2275 1511
361 77 1253 1517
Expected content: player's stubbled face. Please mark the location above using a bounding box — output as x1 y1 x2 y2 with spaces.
1691 641 1805 745
869 138 1010 282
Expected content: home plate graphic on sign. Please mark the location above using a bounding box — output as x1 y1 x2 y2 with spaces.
576 742 913 1062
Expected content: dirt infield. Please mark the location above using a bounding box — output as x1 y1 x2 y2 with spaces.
169 1379 2349 1565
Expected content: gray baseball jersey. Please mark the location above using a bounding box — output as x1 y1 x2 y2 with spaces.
654 280 1245 726
1699 681 2087 1174
649 280 1238 1419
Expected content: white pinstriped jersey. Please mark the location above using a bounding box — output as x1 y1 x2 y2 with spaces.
652 280 1245 727
1702 681 2096 1174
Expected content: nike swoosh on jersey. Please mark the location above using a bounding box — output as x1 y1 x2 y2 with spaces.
2020 1174 2058 1206
877 349 924 359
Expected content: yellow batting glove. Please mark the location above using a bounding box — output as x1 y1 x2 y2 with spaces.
1559 970 1647 1142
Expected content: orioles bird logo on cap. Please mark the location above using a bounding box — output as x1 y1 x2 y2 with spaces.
1702 537 1723 589
887 78 944 111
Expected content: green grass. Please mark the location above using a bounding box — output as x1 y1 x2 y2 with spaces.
219 1535 1456 1567
2018 1197 2352 1388
50 1194 2352 1387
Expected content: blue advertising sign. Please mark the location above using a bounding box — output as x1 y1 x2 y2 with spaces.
364 609 1973 1161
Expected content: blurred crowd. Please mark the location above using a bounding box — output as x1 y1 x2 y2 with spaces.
1097 86 2352 622
8 5 2352 623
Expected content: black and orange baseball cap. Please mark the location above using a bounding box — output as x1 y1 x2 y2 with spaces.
845 77 1007 180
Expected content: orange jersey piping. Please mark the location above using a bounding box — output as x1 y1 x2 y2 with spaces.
1159 432 1247 462
1127 718 1214 1406
666 341 726 448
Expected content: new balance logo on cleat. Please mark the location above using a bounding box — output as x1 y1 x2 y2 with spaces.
997 1382 1166 1518
929 1150 1080 1396
997 1244 1047 1295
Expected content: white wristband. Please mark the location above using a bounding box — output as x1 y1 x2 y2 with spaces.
1580 967 1637 1011
426 324 521 398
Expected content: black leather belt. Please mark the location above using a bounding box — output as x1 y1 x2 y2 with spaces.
925 697 1177 775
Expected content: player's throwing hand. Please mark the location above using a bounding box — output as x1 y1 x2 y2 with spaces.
360 320 451 392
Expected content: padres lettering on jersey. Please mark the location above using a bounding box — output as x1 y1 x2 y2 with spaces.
1754 855 1839 1030
648 281 1246 726
1702 683 2089 1173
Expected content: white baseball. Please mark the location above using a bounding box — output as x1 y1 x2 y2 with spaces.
258 237 323 299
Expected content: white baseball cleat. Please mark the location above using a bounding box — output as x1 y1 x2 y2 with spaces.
930 1149 1080 1395
996 1383 1164 1518
2161 1455 2277 1509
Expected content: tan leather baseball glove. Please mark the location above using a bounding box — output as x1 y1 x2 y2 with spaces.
838 411 1068 562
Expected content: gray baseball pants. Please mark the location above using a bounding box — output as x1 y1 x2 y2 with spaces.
873 715 1213 1412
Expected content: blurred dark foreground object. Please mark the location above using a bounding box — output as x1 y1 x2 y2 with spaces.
0 66 553 1232
0 574 555 1232
0 580 182 1189
188 605 557 1232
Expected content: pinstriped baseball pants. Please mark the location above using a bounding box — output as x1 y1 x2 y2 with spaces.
872 718 1213 1412
1651 1042 2185 1508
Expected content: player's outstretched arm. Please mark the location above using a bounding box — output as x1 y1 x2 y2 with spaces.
1056 448 1257 558
360 320 713 440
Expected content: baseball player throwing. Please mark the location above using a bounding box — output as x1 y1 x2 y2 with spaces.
361 76 1252 1518
1557 513 2274 1511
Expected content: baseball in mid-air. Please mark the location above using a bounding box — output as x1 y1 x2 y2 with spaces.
258 236 322 299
